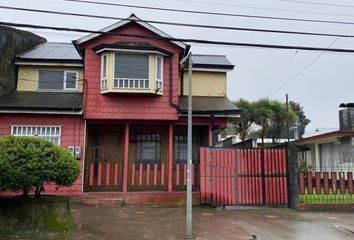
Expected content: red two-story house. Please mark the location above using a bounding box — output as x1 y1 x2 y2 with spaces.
0 15 239 204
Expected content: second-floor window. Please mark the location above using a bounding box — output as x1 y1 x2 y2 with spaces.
156 56 163 91
113 53 149 89
101 54 108 90
38 70 78 90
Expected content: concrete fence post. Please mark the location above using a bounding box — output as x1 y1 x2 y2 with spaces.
287 142 299 209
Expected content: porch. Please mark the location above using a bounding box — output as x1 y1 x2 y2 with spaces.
83 123 212 194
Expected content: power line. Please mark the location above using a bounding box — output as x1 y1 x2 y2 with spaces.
3 6 354 38
275 0 354 8
176 0 354 10
2 21 354 53
42 0 354 26
266 50 298 96
267 37 339 97
60 0 354 19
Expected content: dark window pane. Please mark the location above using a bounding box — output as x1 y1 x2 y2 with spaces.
38 70 64 89
135 132 161 165
65 72 77 89
115 53 149 79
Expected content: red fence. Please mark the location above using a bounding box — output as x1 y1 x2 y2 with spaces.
200 148 288 206
299 171 354 204
129 163 166 190
88 162 122 190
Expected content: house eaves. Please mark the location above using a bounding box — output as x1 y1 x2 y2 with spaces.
296 130 354 145
74 14 187 50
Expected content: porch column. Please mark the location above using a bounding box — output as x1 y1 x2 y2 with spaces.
208 124 213 147
168 124 173 192
122 124 130 193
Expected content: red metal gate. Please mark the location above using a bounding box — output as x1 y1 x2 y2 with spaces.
200 148 288 206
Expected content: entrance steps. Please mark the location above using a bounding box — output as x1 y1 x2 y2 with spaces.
73 191 200 206
75 192 124 207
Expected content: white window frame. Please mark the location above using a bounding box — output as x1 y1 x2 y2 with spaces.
37 69 79 91
10 125 62 145
113 52 150 90
155 56 163 91
101 54 108 90
64 71 79 90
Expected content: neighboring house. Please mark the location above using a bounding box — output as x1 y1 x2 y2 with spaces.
0 14 239 202
296 103 354 171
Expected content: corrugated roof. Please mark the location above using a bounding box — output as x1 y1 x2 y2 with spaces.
0 92 82 113
16 42 82 61
178 96 239 115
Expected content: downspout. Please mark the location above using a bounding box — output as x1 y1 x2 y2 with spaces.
180 67 184 96
169 54 179 108
211 113 215 146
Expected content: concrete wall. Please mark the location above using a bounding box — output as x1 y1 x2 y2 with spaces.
0 26 46 96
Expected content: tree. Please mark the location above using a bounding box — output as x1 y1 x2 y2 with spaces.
231 99 256 141
268 100 296 143
253 99 273 147
249 99 296 145
0 136 80 197
289 101 311 138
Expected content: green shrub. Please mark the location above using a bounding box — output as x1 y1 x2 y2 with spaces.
0 136 80 197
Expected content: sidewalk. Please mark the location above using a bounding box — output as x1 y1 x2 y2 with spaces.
65 203 354 240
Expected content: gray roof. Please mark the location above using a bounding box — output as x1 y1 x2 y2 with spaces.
192 55 233 66
178 96 240 115
182 54 234 70
16 42 82 64
0 92 82 113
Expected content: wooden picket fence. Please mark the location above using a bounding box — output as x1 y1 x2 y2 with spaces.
299 171 354 204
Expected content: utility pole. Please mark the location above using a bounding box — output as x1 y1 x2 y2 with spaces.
182 53 195 239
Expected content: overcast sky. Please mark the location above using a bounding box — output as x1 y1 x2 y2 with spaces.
1 0 354 133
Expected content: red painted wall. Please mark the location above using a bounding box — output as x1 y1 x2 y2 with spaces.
80 22 184 120
0 114 85 196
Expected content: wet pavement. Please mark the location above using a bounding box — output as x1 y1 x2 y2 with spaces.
63 203 354 240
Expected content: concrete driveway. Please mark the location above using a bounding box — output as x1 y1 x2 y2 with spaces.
65 203 354 240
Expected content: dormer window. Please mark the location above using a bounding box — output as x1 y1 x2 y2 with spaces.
95 42 169 95
113 53 149 89
38 70 78 91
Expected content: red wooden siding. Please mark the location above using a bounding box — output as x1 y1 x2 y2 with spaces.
200 147 288 206
0 114 85 196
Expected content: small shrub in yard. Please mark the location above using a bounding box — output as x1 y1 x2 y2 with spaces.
0 136 80 197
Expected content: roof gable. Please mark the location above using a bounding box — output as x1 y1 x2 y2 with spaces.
75 14 186 49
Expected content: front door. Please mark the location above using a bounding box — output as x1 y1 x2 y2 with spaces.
84 125 124 192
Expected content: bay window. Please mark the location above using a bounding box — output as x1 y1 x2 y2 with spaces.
113 53 149 89
101 54 108 89
98 50 164 94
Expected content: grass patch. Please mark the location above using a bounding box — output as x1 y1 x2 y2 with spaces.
300 188 354 204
